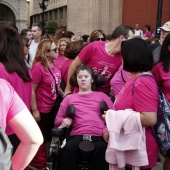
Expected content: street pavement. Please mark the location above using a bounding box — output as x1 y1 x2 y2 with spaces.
152 154 164 170
120 154 164 170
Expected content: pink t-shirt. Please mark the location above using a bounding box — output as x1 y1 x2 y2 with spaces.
55 91 113 136
55 54 68 69
152 62 170 103
0 63 32 110
114 75 159 168
0 63 32 135
61 59 72 84
144 31 152 38
110 65 131 97
30 62 61 113
0 79 26 131
78 41 122 93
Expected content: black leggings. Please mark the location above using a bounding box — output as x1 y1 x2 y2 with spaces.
125 167 151 170
38 112 56 142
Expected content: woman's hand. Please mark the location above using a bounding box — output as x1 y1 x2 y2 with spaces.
58 87 64 97
58 118 72 129
103 131 109 142
32 110 40 122
102 111 107 121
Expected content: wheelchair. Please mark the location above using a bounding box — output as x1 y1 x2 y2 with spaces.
43 101 109 170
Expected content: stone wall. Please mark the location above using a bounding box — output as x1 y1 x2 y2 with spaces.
0 0 27 32
29 0 123 36
67 0 123 35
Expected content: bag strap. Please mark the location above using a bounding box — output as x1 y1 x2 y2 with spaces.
136 74 163 98
132 74 162 95
132 74 161 144
121 69 126 83
48 67 59 96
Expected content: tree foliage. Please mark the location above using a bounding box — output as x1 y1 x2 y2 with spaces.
46 20 58 33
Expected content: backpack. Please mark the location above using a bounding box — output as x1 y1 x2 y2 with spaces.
132 74 170 151
150 84 170 151
0 126 13 169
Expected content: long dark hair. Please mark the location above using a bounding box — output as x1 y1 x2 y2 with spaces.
0 22 31 82
159 33 170 72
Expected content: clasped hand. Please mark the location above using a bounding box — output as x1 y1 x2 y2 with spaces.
58 118 72 129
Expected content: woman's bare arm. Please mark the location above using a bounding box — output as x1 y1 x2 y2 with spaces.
8 108 43 170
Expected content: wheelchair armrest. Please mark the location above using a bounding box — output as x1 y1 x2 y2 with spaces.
51 127 65 137
66 104 74 119
100 101 108 115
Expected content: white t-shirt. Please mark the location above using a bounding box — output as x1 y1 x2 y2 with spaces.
134 29 143 38
28 40 39 67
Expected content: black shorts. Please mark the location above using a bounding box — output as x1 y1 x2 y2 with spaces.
38 112 56 142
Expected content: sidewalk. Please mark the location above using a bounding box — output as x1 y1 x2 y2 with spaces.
120 154 164 170
152 154 164 170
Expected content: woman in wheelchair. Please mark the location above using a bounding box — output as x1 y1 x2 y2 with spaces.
54 65 113 170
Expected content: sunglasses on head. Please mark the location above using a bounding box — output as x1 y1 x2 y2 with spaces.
48 48 58 53
97 38 105 41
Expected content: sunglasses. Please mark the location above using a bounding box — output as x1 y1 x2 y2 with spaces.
97 38 105 41
48 48 58 53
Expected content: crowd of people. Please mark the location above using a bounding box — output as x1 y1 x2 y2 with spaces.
0 20 170 170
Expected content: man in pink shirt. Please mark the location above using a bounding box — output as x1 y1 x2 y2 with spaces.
64 25 134 95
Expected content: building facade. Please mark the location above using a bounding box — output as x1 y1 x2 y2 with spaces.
122 0 170 33
0 0 169 36
30 0 170 36
30 0 67 30
0 0 28 32
30 0 123 35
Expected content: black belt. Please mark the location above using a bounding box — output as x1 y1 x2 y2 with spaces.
71 135 104 142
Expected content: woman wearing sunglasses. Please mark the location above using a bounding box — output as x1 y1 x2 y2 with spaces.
88 29 106 43
20 36 32 69
30 39 62 169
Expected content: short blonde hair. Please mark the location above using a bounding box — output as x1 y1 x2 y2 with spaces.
57 37 70 53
